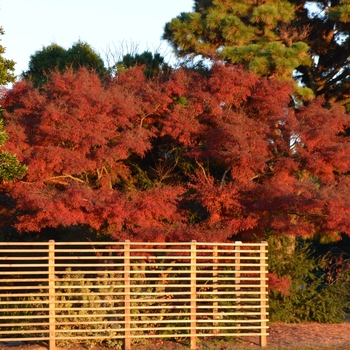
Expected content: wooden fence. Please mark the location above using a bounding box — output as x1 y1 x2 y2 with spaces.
0 241 269 349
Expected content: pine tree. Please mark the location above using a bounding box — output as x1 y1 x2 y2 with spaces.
116 51 170 78
0 27 15 85
163 0 350 105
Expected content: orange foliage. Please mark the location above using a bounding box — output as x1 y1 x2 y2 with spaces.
2 64 350 242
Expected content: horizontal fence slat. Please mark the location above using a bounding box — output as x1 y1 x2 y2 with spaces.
0 325 270 335
0 333 268 342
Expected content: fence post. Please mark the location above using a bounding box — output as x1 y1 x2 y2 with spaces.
260 241 268 347
48 240 55 350
190 240 197 350
124 240 131 350
235 241 242 329
212 245 219 333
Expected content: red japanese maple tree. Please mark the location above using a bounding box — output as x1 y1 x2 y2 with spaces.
1 67 183 238
161 64 350 241
2 64 350 242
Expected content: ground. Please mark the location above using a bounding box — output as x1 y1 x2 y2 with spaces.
1 322 350 349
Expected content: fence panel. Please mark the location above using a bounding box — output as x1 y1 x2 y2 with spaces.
0 241 269 349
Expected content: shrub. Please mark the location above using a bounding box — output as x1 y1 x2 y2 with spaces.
268 236 350 323
53 269 124 348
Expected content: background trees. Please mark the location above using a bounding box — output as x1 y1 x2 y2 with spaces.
115 51 170 78
22 41 108 87
163 0 350 105
0 27 16 86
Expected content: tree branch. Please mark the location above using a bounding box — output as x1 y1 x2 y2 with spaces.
46 174 85 184
195 160 209 183
220 167 231 189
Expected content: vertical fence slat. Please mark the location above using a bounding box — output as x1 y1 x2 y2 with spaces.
48 240 55 350
124 240 131 350
235 241 242 329
260 241 268 347
190 240 197 350
212 245 218 333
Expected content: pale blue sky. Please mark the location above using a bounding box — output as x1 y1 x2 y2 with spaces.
0 0 193 77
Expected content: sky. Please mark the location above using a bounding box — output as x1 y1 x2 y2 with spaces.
0 0 193 77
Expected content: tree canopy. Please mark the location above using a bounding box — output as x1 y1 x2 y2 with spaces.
163 0 350 105
0 27 27 183
116 51 170 78
22 41 108 87
2 64 350 242
0 27 16 86
0 120 27 182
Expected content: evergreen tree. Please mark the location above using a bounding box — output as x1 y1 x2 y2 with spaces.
0 27 15 85
116 51 170 78
65 41 107 78
23 41 108 87
0 120 27 182
163 0 350 104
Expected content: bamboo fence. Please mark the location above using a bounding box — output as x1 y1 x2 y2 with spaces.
0 240 269 349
